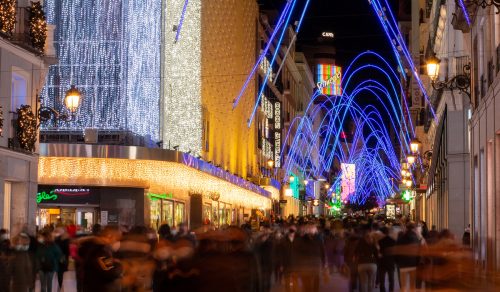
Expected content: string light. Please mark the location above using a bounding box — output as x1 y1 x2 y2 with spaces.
39 157 272 210
16 105 37 152
0 0 15 36
162 0 202 155
28 1 47 54
42 0 161 142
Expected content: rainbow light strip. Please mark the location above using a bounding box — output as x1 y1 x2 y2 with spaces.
317 64 342 96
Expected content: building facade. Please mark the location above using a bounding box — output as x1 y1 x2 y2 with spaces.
0 0 53 235
465 2 500 270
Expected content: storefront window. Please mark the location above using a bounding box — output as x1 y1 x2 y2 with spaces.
162 200 174 227
203 204 212 225
225 204 231 225
219 202 225 227
212 201 219 227
150 199 161 229
175 202 185 227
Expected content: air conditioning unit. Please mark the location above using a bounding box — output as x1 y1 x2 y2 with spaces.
84 128 98 144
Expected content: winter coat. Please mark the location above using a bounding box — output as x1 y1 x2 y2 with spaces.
378 235 397 269
396 231 420 268
36 242 63 273
11 250 35 291
82 242 123 292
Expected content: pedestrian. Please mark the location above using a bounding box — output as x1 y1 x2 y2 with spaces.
354 228 378 292
462 224 471 247
396 223 420 292
11 233 35 292
82 226 123 292
0 231 12 292
278 224 299 292
324 225 345 273
36 229 63 292
378 226 396 292
54 227 70 289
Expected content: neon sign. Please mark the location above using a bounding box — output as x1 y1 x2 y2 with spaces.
53 188 90 196
274 101 282 168
341 163 356 200
37 191 58 204
147 192 174 201
316 65 342 96
322 32 334 38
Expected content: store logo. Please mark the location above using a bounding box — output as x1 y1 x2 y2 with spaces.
317 71 341 90
37 191 58 204
53 188 90 196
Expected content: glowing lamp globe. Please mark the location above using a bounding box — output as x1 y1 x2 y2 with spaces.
267 159 274 168
426 54 441 81
401 169 408 177
304 179 309 185
410 139 421 154
407 154 416 165
289 175 295 182
405 180 413 188
64 85 82 113
324 183 330 189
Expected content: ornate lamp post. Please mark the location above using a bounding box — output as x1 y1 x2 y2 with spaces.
38 85 82 125
426 53 471 99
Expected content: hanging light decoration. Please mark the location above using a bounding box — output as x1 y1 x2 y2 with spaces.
0 0 16 36
16 105 37 152
28 1 47 53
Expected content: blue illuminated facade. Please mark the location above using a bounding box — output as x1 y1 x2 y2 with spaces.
42 0 161 142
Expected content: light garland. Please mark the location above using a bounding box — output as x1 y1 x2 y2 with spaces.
42 0 161 142
28 1 47 54
0 0 15 36
162 0 202 155
16 105 37 152
38 157 272 210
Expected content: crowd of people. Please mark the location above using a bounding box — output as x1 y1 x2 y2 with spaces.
0 215 480 292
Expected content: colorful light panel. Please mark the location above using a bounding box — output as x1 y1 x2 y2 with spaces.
316 64 342 96
341 163 355 200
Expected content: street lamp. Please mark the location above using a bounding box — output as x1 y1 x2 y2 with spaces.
426 54 440 81
410 139 421 154
304 179 309 185
289 175 295 183
405 180 413 188
38 85 82 124
324 183 330 189
267 159 274 168
426 53 471 99
407 154 416 166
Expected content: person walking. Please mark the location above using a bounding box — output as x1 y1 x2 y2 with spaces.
396 223 420 292
36 230 63 292
378 226 396 292
354 228 378 292
11 233 35 292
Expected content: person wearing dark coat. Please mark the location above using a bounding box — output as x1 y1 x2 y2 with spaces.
255 227 274 292
82 226 123 292
0 236 12 292
396 223 420 292
378 227 397 292
293 224 324 292
278 225 299 292
36 230 63 292
11 233 35 292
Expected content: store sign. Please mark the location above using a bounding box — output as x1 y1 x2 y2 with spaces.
37 186 99 205
341 163 356 200
37 191 58 204
316 64 342 96
274 101 282 168
322 32 334 38
147 192 173 201
259 57 274 82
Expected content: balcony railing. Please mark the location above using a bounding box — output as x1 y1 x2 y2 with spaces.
4 6 47 55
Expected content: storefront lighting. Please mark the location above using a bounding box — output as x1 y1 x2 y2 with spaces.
401 169 407 177
324 183 330 189
38 157 272 210
285 188 293 197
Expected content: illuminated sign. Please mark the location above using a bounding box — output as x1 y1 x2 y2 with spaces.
341 163 355 200
259 57 274 82
148 192 174 201
274 101 282 168
53 188 90 196
37 191 58 204
322 32 334 38
261 95 273 119
402 190 412 201
386 204 396 219
317 65 342 96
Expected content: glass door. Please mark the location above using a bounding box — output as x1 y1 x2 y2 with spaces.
162 200 174 227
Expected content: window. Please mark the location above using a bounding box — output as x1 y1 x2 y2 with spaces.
162 200 174 227
11 71 28 111
174 202 185 226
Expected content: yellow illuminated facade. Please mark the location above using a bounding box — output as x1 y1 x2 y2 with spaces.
38 157 271 210
201 0 259 179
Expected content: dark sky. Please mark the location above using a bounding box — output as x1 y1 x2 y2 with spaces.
258 0 398 68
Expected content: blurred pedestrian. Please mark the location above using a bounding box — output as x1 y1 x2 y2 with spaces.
11 233 34 292
378 226 396 292
0 230 12 292
354 229 378 292
396 223 420 292
82 226 123 292
54 227 70 289
36 230 63 292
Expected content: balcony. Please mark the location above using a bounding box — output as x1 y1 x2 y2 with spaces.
451 0 477 33
1 5 48 56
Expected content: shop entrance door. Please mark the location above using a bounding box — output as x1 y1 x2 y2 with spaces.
76 208 95 230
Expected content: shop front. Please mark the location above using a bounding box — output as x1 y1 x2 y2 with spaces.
37 185 145 231
39 144 272 230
